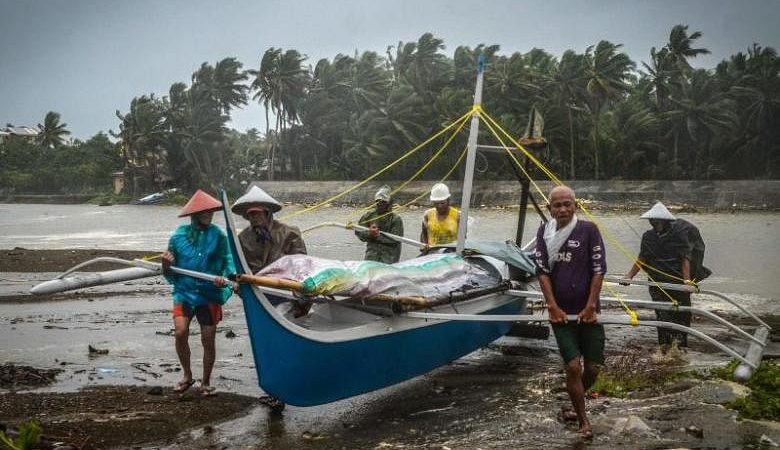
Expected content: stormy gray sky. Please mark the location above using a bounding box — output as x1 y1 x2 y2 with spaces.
1 0 778 139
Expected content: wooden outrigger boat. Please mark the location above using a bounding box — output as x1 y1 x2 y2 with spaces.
32 57 771 406
216 58 770 406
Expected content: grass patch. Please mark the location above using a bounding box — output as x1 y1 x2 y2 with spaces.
162 192 189 206
711 360 780 421
0 420 42 450
590 342 687 398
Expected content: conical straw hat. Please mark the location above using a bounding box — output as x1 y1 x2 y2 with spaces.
231 185 283 215
640 201 676 220
178 189 223 217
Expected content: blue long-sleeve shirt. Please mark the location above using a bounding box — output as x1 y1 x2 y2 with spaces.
164 223 235 306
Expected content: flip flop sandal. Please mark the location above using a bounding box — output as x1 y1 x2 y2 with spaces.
173 379 196 393
198 385 217 397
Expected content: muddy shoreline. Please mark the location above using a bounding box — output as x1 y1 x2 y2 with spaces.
2 248 778 449
1 248 156 273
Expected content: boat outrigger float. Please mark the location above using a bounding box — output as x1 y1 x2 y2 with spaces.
32 57 771 406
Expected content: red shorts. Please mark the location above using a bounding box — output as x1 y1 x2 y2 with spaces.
172 303 223 326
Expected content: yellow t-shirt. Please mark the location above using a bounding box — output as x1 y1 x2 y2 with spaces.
425 207 459 245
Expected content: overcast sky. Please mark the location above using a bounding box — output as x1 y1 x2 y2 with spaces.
1 0 778 139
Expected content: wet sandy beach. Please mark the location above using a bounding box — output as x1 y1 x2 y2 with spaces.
1 249 778 449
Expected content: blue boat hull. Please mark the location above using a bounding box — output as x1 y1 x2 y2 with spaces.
239 284 519 406
221 191 521 406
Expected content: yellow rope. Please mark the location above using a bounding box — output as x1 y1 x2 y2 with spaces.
350 113 471 225
342 144 471 231
474 112 550 205
279 110 474 222
141 253 164 261
480 108 688 309
477 109 646 319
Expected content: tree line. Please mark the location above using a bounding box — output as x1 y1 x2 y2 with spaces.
2 26 777 197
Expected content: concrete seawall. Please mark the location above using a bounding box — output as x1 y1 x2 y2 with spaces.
250 180 780 209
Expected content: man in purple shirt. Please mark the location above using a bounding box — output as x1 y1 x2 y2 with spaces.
534 185 605 440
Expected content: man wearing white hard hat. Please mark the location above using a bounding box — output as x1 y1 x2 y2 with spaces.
354 185 404 263
420 182 460 247
622 201 711 349
231 185 307 274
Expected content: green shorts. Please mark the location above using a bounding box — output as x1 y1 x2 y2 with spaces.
551 322 605 364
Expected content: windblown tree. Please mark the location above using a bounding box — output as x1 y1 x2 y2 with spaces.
717 44 780 177
164 58 246 190
113 95 168 195
666 70 738 177
249 48 310 180
582 40 635 179
101 28 778 189
36 111 70 149
544 50 587 179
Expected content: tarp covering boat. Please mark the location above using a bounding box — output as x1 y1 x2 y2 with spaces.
255 253 501 298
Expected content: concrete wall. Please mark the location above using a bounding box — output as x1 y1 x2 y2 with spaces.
249 180 780 209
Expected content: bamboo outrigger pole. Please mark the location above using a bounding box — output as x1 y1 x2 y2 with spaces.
302 221 426 248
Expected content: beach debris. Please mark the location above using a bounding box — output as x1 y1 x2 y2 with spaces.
301 430 327 440
224 329 237 338
88 345 109 355
258 395 286 411
0 364 62 389
147 386 163 396
131 362 161 378
684 425 704 438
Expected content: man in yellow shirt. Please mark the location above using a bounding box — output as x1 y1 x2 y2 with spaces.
420 182 460 247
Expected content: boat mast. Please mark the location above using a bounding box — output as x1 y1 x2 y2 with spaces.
456 55 485 254
514 107 535 246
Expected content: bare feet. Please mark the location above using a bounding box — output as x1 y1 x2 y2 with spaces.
578 424 593 440
558 406 578 423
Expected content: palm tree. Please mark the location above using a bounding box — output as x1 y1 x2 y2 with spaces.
545 50 586 179
722 45 780 177
666 25 710 73
37 111 70 149
189 58 248 116
249 48 310 179
666 70 738 177
113 95 168 194
583 40 635 179
249 48 282 139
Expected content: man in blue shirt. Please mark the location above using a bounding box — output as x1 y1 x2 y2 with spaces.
162 189 234 396
534 185 605 440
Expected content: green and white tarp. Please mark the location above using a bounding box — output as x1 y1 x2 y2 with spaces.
256 253 501 298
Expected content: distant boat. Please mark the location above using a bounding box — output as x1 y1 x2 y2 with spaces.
133 188 179 205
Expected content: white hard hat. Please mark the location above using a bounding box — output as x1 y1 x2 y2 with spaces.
231 185 283 215
375 185 392 202
430 183 451 202
640 201 676 221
